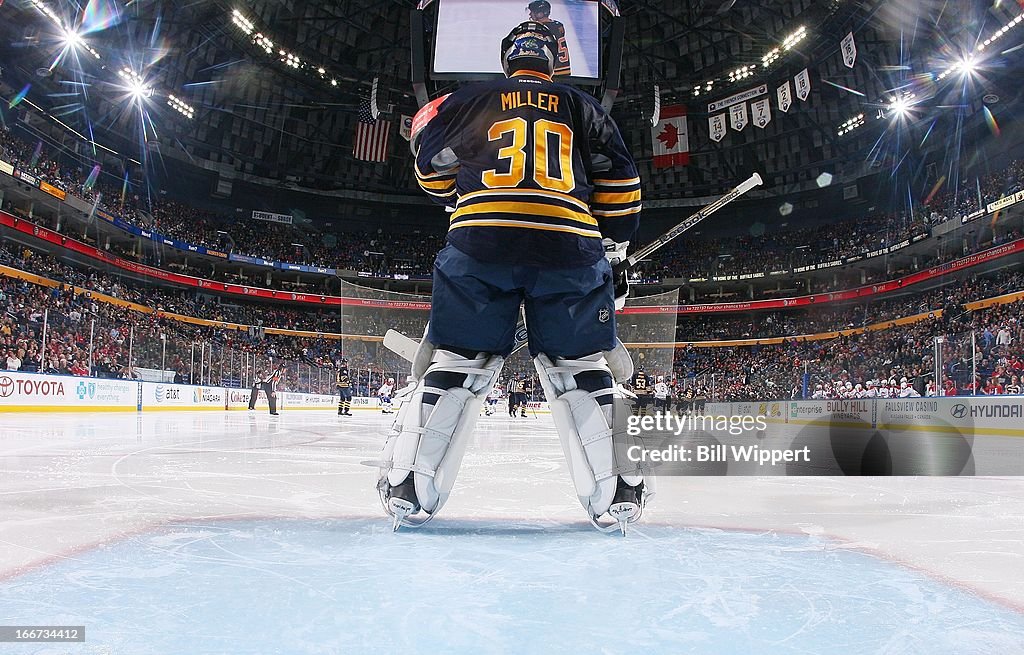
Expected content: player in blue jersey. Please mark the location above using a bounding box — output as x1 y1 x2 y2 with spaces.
527 1 571 76
373 21 653 534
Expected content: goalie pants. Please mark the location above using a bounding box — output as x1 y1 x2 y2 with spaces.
427 245 616 358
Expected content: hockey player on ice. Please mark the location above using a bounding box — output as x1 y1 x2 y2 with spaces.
371 21 652 534
484 384 502 416
653 376 670 414
377 377 395 414
631 368 651 416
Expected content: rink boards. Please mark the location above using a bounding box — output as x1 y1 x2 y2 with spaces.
705 397 1024 438
0 371 342 413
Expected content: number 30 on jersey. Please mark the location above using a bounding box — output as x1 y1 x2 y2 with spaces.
482 117 575 193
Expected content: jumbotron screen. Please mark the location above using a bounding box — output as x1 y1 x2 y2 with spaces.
432 0 601 80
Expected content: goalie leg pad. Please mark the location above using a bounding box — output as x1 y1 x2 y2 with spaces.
375 343 504 521
534 352 654 521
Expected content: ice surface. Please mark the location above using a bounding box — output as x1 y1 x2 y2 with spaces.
1 410 1023 653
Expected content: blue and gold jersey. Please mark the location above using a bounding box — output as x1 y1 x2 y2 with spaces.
415 71 640 268
540 19 571 76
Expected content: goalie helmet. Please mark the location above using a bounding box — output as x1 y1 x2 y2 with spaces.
500 21 558 77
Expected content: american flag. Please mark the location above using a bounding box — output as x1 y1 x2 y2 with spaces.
353 98 391 163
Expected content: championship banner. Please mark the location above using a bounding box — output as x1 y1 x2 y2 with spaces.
709 113 727 143
777 81 793 113
841 32 857 68
729 103 748 131
251 210 293 225
651 104 689 168
399 114 413 141
794 68 811 101
707 84 767 113
751 97 772 128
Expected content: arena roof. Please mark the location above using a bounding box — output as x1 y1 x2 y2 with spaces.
0 0 1020 203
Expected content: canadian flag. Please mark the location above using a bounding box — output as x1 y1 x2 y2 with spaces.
651 105 689 168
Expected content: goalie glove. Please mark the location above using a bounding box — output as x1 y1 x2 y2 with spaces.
603 238 630 312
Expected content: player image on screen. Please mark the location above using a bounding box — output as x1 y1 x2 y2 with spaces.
432 0 599 78
527 0 571 76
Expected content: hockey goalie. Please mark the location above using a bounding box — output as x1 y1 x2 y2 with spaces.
369 21 654 534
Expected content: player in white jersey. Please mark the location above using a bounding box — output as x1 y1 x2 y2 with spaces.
653 376 670 414
485 384 502 416
898 377 920 398
811 384 827 400
864 380 877 398
378 378 395 414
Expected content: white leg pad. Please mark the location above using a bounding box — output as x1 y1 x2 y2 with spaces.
376 347 504 515
534 352 654 519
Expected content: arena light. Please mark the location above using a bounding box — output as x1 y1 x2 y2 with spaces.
975 11 1023 52
167 94 195 119
254 33 274 55
60 27 102 61
28 0 62 30
727 65 755 83
118 67 152 101
691 80 714 97
62 28 82 49
781 25 807 51
226 9 341 90
280 50 302 69
837 113 865 136
231 9 254 36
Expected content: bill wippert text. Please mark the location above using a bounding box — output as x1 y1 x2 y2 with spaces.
625 443 811 466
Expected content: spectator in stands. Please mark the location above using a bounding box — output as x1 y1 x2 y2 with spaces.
6 348 22 371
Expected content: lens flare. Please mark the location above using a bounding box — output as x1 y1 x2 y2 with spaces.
85 164 101 191
9 84 30 109
81 0 123 36
30 141 43 168
923 175 946 206
982 106 1001 137
121 168 130 206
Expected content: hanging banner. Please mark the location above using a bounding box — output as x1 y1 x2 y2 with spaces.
777 81 793 113
751 97 772 128
841 32 857 68
795 68 811 101
729 103 748 131
651 104 689 168
251 210 294 225
707 84 767 113
651 84 661 126
709 113 727 142
399 114 413 141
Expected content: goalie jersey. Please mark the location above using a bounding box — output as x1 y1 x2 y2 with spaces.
415 71 641 268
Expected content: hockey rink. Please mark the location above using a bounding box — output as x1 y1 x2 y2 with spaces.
2 410 1024 654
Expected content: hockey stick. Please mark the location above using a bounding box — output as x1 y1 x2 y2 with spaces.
617 171 763 271
383 173 762 363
